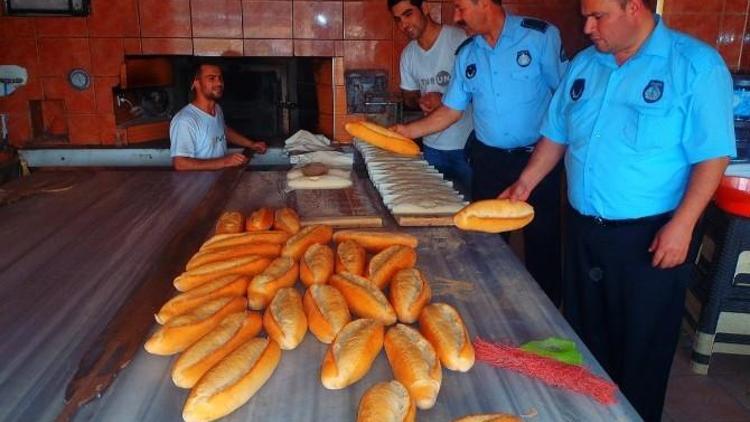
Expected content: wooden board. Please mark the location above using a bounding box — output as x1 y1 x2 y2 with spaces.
395 213 456 227
224 171 385 228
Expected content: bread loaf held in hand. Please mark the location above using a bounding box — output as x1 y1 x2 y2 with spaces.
453 199 534 233
303 284 351 344
419 303 475 372
171 311 262 388
182 337 281 422
247 256 299 310
320 318 384 389
329 273 397 326
384 323 442 410
263 287 307 350
335 239 366 276
344 121 420 156
367 245 417 289
389 268 431 324
245 207 274 231
144 296 247 356
357 380 416 422
300 243 334 286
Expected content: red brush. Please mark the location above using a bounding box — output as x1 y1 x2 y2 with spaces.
473 337 618 405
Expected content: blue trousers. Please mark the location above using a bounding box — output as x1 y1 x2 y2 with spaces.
422 144 473 200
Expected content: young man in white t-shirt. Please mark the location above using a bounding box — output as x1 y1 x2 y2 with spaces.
390 0 473 198
169 62 267 171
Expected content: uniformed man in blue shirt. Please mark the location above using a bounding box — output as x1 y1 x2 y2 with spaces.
393 0 569 306
501 0 736 419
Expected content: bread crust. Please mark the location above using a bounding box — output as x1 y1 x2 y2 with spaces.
186 243 281 271
389 268 431 324
453 199 534 233
418 303 475 372
356 380 416 422
157 275 249 324
246 207 274 231
215 211 245 235
281 225 334 260
174 256 271 292
320 319 384 389
263 287 308 350
200 231 291 251
384 324 442 409
329 273 397 325
367 245 417 289
300 243 334 286
333 230 418 252
303 284 351 344
335 239 366 276
345 121 420 156
273 207 301 234
247 256 299 310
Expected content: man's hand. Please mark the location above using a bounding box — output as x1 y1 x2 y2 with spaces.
419 92 443 114
498 179 532 202
390 124 414 139
250 141 268 154
223 153 249 167
648 218 693 269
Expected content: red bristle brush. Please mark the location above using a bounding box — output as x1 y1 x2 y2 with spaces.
473 337 618 405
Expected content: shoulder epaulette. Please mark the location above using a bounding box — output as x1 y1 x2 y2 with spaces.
455 36 474 56
521 18 549 33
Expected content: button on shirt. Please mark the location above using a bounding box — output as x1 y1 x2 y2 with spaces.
443 13 568 149
541 17 736 220
170 103 228 159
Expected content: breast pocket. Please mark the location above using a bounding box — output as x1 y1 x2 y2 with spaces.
632 100 685 152
510 67 543 103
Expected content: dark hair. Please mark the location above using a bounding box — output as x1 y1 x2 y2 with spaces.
191 60 222 80
469 0 502 5
387 0 423 10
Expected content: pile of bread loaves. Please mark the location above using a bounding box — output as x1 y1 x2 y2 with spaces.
144 207 519 422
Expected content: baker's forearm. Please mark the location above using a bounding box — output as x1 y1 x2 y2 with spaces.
672 157 730 228
518 138 566 189
225 126 255 148
173 156 234 171
405 105 462 138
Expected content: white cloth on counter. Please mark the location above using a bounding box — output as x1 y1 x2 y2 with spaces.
283 130 333 153
289 150 353 169
286 166 353 191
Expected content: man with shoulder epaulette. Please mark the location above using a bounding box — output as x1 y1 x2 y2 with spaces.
393 0 569 306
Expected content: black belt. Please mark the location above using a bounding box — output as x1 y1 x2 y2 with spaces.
572 207 672 228
470 135 535 154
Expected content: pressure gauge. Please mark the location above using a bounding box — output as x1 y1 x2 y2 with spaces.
68 68 91 90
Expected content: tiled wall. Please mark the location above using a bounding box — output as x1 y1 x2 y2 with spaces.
662 0 750 70
0 0 588 147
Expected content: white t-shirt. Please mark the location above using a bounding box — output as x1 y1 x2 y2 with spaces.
400 25 473 151
169 103 228 159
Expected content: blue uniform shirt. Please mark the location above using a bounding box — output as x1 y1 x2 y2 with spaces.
443 13 568 148
542 17 736 220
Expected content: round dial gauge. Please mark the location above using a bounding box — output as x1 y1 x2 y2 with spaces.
68 68 91 90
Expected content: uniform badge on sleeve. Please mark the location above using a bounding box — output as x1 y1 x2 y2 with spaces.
517 50 532 67
642 80 664 103
466 64 477 79
570 78 585 101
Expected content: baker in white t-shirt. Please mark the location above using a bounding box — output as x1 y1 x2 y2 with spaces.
390 0 473 198
170 62 267 171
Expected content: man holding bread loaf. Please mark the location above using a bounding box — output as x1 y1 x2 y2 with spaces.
392 0 568 306
389 0 474 198
170 62 267 171
500 0 736 419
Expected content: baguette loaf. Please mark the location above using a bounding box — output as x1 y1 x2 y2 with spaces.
263 287 308 350
329 273 397 326
303 284 351 344
453 199 534 233
300 243 334 286
200 231 291 251
357 380 416 422
320 318 384 389
335 239 366 276
367 245 417 289
273 207 301 234
333 230 418 252
247 256 299 310
344 121 420 156
186 243 281 271
215 211 245 235
182 337 281 422
174 256 271 292
144 296 247 355
281 224 334 260
171 311 262 388
246 207 274 231
156 275 249 324
384 323 442 409
389 268 432 324
418 303 475 372
452 414 522 422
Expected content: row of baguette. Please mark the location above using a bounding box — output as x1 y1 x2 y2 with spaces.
143 207 519 422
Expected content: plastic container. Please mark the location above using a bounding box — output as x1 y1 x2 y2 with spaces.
714 176 750 217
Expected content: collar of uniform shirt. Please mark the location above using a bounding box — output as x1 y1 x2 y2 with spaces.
475 12 522 51
596 14 670 68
